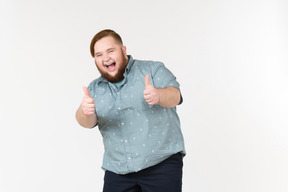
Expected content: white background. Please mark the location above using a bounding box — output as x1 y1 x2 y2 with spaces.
0 0 288 191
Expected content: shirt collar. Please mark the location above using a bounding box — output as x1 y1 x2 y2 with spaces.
125 55 134 74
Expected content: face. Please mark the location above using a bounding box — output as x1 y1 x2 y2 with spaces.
93 36 128 83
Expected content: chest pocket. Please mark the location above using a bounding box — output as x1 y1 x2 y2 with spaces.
93 85 117 126
120 80 151 112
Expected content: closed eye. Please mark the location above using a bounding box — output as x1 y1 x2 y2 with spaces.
107 48 115 53
96 54 102 57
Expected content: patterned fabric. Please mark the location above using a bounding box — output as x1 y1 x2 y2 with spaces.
87 55 185 174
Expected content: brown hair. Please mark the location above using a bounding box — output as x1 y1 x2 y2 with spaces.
90 29 123 57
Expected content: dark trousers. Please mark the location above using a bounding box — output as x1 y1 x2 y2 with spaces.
103 153 183 192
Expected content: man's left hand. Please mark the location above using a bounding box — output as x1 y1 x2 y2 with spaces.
143 75 159 105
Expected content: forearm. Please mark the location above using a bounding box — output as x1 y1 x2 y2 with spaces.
157 87 181 108
76 106 97 128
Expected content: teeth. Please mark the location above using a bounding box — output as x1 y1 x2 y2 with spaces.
104 62 115 66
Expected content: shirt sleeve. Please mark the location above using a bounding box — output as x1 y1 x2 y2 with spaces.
151 62 180 89
151 62 183 105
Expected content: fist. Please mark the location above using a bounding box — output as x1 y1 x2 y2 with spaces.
81 86 95 115
143 75 159 105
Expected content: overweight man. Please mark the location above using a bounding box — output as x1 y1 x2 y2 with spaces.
76 29 185 192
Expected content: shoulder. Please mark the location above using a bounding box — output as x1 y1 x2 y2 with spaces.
87 77 102 88
87 77 107 95
132 58 165 75
134 58 164 68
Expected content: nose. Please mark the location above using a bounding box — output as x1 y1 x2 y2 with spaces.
103 54 110 62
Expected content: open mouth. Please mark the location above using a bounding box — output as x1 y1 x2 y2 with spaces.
104 62 116 71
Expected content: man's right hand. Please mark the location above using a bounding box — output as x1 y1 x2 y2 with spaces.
81 86 95 115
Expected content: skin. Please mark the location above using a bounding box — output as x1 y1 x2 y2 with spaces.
143 75 181 108
76 36 181 128
94 36 129 83
76 86 97 128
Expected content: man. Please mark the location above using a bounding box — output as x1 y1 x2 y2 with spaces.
76 29 185 192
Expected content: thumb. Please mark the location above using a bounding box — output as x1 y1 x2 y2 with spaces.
82 86 92 97
145 74 151 89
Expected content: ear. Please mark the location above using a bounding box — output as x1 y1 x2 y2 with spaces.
122 46 127 55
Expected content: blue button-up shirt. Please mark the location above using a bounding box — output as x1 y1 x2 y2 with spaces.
87 56 185 174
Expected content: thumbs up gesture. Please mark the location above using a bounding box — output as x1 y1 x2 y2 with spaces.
143 75 160 105
81 86 95 115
